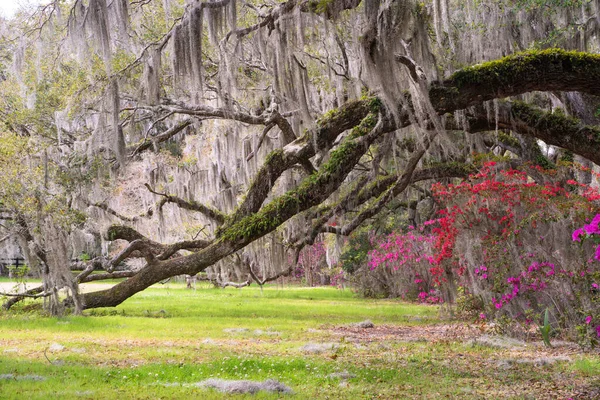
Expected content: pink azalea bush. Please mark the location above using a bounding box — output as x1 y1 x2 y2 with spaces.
362 162 600 344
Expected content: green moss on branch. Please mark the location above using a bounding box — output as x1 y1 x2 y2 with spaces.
450 49 600 88
221 113 379 242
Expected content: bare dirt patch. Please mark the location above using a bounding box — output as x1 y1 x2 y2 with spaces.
330 323 483 343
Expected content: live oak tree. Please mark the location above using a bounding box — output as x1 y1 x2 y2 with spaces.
1 0 599 313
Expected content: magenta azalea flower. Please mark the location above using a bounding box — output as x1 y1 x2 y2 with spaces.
585 214 600 235
586 316 593 325
595 245 600 261
572 228 585 242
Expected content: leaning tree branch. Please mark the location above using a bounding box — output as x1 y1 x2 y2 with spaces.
145 183 226 225
224 98 380 228
444 100 600 165
129 118 193 156
85 200 139 222
80 271 137 283
157 239 212 260
430 49 600 113
105 224 213 263
150 102 267 125
336 146 429 236
246 122 276 161
0 290 52 299
2 285 45 310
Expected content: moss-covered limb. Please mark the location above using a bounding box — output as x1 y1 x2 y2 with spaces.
106 224 147 242
514 132 555 169
430 49 600 113
144 183 226 225
79 271 136 283
480 132 523 158
303 0 362 19
105 224 211 264
2 285 44 310
445 99 600 165
221 114 382 243
497 132 522 152
314 97 379 147
224 148 304 229
472 101 600 165
225 99 381 229
290 174 372 248
157 239 212 260
127 119 193 156
507 101 600 165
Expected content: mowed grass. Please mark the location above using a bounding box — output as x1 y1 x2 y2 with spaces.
0 282 599 399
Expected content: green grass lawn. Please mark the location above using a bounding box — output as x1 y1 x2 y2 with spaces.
0 282 599 399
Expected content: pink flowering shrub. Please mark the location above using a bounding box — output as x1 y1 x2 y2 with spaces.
571 214 600 343
434 163 599 343
366 229 443 301
363 162 600 343
296 241 328 286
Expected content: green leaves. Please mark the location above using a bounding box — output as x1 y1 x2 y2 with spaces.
540 308 553 347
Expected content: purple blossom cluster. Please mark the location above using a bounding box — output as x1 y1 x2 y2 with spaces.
572 214 600 261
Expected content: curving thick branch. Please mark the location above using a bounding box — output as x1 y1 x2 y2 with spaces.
430 49 600 113
225 98 379 228
129 119 193 156
145 184 226 225
104 224 212 270
445 100 600 165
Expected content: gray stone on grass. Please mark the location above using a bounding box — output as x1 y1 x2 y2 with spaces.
496 360 513 370
3 348 19 353
48 343 65 352
19 374 45 381
223 328 249 334
353 320 374 329
300 342 338 354
326 371 356 380
253 329 281 336
71 347 86 354
75 391 95 396
468 335 526 349
196 378 292 394
517 356 571 366
496 355 570 369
